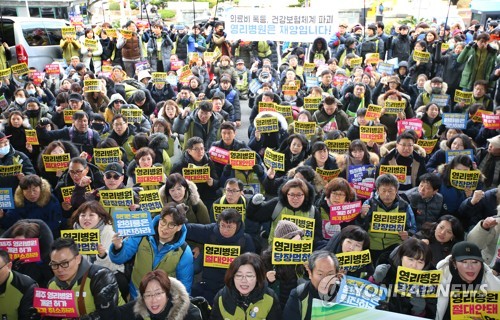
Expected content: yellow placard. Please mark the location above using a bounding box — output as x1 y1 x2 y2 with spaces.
450 291 500 320
275 105 293 121
350 57 363 67
151 72 167 83
471 109 492 123
454 90 473 104
84 79 100 92
450 169 481 191
384 100 406 114
135 166 164 185
203 52 215 64
255 117 279 133
394 266 442 298
213 47 222 60
263 148 285 172
229 151 256 170
325 138 351 154
105 28 117 38
303 97 322 112
417 139 438 154
294 121 316 136
213 203 245 222
379 165 407 183
370 212 406 234
61 229 100 255
188 52 200 62
359 126 385 143
178 65 193 83
0 164 22 177
182 166 210 183
336 249 372 272
63 109 77 124
272 238 313 264
99 188 134 208
315 168 341 182
413 50 431 63
121 109 143 124
119 29 133 39
0 68 12 78
25 129 39 145
60 185 91 203
365 104 382 120
282 84 299 95
84 38 98 51
61 26 76 38
93 147 121 170
303 62 316 73
102 65 113 73
139 189 163 213
281 214 315 240
258 102 277 113
42 153 70 172
365 53 380 65
11 63 29 75
441 43 450 51
203 244 240 268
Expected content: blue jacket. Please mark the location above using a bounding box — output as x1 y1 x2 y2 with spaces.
109 215 193 297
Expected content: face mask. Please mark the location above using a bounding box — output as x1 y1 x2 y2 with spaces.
27 89 36 96
26 109 40 117
92 123 105 131
0 145 9 156
431 87 441 94
16 97 26 105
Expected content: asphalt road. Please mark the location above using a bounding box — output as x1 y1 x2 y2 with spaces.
235 99 252 144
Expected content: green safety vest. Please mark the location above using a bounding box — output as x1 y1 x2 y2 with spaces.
235 72 249 92
131 237 186 289
48 273 96 316
257 41 272 58
269 205 315 244
368 204 406 251
218 292 274 319
0 272 24 319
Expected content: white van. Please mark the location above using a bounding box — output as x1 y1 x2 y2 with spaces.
0 16 68 71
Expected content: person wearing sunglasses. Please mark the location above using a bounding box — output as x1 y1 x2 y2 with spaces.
0 249 39 319
45 238 122 319
71 162 140 212
109 203 194 300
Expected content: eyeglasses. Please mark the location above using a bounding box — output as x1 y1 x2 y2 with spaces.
105 172 121 180
219 222 236 230
234 274 256 281
159 219 177 229
69 169 84 175
331 191 346 197
113 100 124 104
0 263 8 271
225 189 241 194
397 143 414 149
49 255 77 270
113 122 127 127
143 291 166 300
287 193 305 199
190 147 205 152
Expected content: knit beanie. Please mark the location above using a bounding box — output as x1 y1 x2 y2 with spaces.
274 220 304 239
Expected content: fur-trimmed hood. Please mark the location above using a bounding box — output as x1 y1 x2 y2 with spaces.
149 132 170 151
0 117 31 132
133 277 191 320
254 111 288 131
379 141 427 158
159 179 202 206
14 177 52 208
423 80 448 95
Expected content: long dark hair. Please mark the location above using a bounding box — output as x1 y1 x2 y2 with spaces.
442 155 474 187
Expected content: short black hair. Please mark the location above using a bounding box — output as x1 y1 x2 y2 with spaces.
198 100 213 112
186 136 204 149
224 178 243 190
419 173 441 190
397 130 417 143
73 111 88 121
51 238 79 256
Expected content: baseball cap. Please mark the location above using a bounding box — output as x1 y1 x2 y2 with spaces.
69 93 83 102
487 136 500 148
451 241 483 262
236 59 244 64
0 132 12 142
104 162 124 176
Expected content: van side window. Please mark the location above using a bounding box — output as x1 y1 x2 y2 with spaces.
21 21 63 46
0 21 15 46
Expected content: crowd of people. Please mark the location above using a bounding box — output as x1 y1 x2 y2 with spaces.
0 14 500 320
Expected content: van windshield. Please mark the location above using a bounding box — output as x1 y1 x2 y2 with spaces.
21 21 66 46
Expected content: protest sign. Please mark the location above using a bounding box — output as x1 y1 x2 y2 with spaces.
276 105 293 121
84 38 98 51
0 188 14 209
204 244 241 268
84 79 100 93
336 276 386 309
305 74 319 88
316 168 341 182
348 165 376 184
139 190 163 213
258 102 277 113
394 266 442 298
431 94 450 107
25 129 39 145
454 90 473 104
182 166 210 183
263 148 285 172
100 188 134 208
294 121 316 136
255 117 279 133
384 100 406 114
0 164 22 177
311 299 424 319
203 52 215 63
93 147 121 170
397 118 423 138
322 220 341 239
360 126 385 143
121 108 143 124
61 229 99 254
336 251 372 273
376 62 394 75
119 29 132 39
450 291 499 320
166 75 178 86
105 28 117 37
379 165 407 183
31 72 44 86
188 52 200 62
209 146 230 165
350 57 363 67
0 238 40 262
135 167 163 185
151 72 167 83
282 214 315 240
482 114 500 130
417 139 438 154
325 139 351 154
445 149 474 163
11 63 29 75
333 75 348 88
63 109 77 124
61 26 76 38
441 42 450 51
60 185 91 203
272 238 313 264
351 182 374 199
365 104 382 120
303 97 322 112
303 62 316 73
471 109 492 123
213 203 245 221
34 288 78 318
365 53 380 65
42 153 70 172
412 50 431 63
0 68 11 78
229 151 256 170
450 169 481 190
330 201 362 224
282 84 299 95
370 212 406 234
442 113 468 129
113 211 154 236
178 65 193 83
